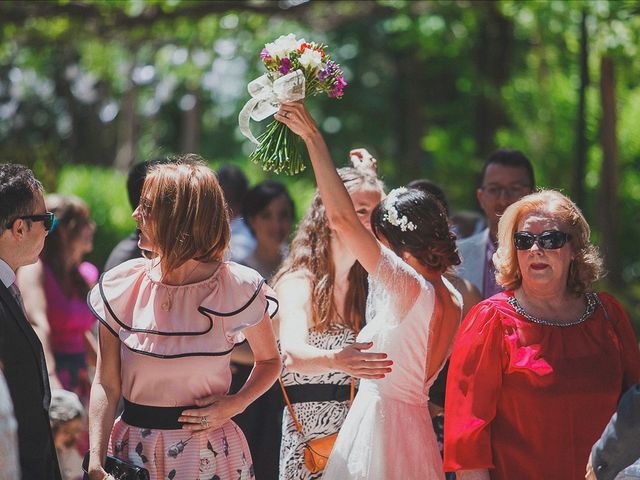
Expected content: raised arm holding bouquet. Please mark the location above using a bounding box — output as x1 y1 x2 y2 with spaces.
239 34 347 175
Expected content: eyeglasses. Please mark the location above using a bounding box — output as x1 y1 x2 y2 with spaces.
514 230 571 250
5 212 56 232
481 184 531 199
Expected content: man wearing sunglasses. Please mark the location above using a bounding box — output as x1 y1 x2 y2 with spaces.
0 164 62 480
456 148 535 298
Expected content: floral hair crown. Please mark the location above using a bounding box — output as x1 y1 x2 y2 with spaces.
382 187 417 232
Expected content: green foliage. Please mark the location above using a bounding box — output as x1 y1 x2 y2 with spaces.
55 165 133 269
0 0 639 320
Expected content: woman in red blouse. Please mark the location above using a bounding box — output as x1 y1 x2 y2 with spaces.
444 189 640 480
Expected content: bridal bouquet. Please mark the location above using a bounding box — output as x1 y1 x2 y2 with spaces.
239 34 347 175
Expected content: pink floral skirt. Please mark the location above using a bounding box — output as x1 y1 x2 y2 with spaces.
108 418 254 480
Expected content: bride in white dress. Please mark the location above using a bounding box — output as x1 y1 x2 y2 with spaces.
275 103 463 479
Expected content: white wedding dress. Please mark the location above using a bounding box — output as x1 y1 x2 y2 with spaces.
323 246 461 480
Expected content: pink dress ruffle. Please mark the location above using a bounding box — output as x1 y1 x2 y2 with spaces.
88 258 278 480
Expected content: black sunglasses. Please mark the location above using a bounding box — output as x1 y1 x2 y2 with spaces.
513 230 570 250
5 212 56 232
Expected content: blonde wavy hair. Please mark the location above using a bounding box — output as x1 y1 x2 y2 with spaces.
272 167 384 332
494 189 603 294
141 154 230 275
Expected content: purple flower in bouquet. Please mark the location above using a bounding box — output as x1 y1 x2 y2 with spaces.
279 58 292 75
260 48 271 60
317 60 336 81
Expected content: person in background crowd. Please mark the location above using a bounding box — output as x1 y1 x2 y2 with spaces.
18 194 98 401
450 210 485 239
407 179 461 237
50 389 85 480
456 149 534 298
238 180 294 281
586 384 640 480
86 156 281 480
230 179 294 480
0 163 62 479
216 164 256 261
104 158 171 271
274 151 388 480
445 190 640 480
0 367 19 479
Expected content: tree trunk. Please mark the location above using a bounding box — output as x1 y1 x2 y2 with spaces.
393 49 425 182
473 1 513 157
598 55 621 286
572 10 589 209
113 82 138 170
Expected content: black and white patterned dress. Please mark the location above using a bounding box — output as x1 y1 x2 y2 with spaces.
279 325 356 480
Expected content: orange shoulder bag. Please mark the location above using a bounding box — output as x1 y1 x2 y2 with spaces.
279 320 359 473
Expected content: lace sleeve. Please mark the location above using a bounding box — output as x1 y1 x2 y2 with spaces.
366 244 425 324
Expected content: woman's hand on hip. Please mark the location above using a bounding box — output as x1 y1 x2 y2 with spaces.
331 342 393 379
179 394 243 432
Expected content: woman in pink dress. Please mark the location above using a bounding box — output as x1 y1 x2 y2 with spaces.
444 190 640 480
86 155 281 480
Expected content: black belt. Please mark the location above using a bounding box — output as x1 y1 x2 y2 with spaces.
284 384 354 404
122 398 196 430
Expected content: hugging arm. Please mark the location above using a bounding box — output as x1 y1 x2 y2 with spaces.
276 271 391 378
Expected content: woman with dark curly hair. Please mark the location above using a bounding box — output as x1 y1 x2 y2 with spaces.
275 103 463 479
274 154 388 479
444 189 640 480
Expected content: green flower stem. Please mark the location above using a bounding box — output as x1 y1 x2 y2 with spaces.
250 117 307 175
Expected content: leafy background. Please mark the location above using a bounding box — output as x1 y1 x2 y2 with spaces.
1 0 639 324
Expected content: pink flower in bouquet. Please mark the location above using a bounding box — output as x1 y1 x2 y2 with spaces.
329 76 347 98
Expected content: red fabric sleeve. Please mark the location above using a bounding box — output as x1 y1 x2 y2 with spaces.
443 301 506 472
599 292 640 392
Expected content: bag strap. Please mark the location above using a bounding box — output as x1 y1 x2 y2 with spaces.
279 315 361 435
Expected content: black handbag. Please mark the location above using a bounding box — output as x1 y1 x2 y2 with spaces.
82 452 150 480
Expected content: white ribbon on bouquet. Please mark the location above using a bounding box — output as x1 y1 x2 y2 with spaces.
238 69 306 145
